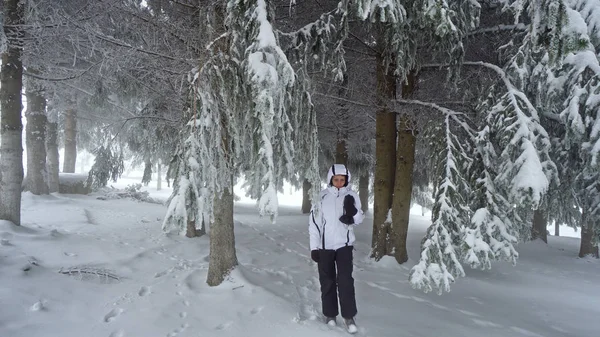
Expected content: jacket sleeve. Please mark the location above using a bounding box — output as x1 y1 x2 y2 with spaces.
351 191 365 225
308 205 321 250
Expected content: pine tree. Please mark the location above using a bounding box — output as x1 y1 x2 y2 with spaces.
164 0 322 286
410 112 472 294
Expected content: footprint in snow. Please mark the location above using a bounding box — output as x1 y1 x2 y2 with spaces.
215 321 233 330
250 306 263 315
30 300 46 311
138 286 151 296
104 308 124 322
167 323 189 337
109 329 125 337
63 252 77 257
179 311 187 318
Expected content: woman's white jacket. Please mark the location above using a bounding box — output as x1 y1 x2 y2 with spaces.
309 186 365 251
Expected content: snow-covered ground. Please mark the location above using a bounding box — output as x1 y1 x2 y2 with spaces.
1 175 598 337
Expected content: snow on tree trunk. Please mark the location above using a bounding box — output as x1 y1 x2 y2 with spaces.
46 109 60 193
0 0 24 225
25 81 49 195
63 108 77 173
371 35 397 260
531 209 547 243
359 173 369 213
206 184 238 286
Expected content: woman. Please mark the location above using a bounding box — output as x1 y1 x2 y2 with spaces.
309 164 364 334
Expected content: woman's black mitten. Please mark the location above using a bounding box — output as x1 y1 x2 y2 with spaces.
311 250 320 263
343 195 358 217
339 214 354 225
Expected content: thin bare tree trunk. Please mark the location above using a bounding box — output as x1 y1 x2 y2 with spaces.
554 221 559 237
359 173 369 213
301 179 311 214
46 108 60 193
25 80 49 195
63 109 77 173
157 161 162 191
0 0 25 225
389 71 418 264
531 209 547 243
371 32 397 260
579 214 599 258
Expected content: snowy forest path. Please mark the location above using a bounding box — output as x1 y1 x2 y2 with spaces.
7 194 598 337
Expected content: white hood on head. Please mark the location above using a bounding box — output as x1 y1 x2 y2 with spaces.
327 164 351 186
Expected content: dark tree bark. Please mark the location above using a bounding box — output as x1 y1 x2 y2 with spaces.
0 0 25 225
389 71 418 264
531 209 547 243
207 4 238 285
371 27 397 260
301 179 311 214
579 214 599 258
359 173 369 213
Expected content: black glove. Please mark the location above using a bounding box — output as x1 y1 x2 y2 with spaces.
311 250 320 263
343 195 358 217
339 214 354 225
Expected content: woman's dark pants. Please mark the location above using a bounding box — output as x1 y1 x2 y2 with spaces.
317 245 357 319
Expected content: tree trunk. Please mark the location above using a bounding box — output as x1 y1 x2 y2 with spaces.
142 159 152 185
157 161 162 191
207 183 238 286
63 109 77 173
371 33 397 260
46 109 60 193
335 73 349 166
579 214 599 258
186 220 197 238
390 118 416 264
25 81 49 195
531 209 547 243
0 0 25 225
554 221 559 236
389 71 418 264
301 179 311 214
46 108 60 193
359 173 369 213
335 136 348 166
187 217 207 238
206 1 237 286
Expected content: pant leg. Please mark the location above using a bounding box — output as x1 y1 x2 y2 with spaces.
336 246 357 319
317 249 338 317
